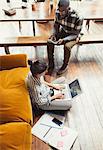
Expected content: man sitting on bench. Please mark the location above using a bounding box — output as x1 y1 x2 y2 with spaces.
46 0 83 75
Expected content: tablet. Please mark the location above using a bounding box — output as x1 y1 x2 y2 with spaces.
69 79 82 98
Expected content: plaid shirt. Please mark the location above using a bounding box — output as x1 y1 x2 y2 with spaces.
26 72 51 107
54 8 83 36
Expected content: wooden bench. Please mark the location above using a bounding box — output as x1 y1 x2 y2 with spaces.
0 34 103 54
0 36 49 54
78 34 103 44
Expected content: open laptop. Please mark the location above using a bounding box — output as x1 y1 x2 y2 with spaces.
54 79 82 100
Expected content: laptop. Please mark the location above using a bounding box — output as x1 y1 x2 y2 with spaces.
54 79 82 100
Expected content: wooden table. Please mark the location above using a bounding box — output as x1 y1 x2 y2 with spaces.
0 0 56 36
70 0 103 30
0 0 103 34
0 0 103 54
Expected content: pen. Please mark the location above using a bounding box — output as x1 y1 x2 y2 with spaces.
43 127 52 138
40 123 61 129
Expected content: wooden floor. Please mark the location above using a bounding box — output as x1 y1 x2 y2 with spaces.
0 5 103 150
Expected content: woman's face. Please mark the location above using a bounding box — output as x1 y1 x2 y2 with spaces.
40 71 46 77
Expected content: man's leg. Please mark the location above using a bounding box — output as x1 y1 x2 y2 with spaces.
57 40 77 75
46 42 55 75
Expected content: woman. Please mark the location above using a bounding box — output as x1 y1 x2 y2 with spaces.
26 59 71 111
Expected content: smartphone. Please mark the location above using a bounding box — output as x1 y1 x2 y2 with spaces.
52 118 63 126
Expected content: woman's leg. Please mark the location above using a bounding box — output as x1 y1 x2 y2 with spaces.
51 76 66 84
39 99 72 110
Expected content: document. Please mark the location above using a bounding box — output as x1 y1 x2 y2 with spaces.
32 113 64 142
46 126 78 150
32 113 78 150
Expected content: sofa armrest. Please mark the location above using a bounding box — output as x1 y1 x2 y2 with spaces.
0 54 27 71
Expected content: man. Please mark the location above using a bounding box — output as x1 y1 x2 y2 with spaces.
46 0 83 75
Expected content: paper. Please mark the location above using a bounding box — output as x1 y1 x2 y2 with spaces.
38 113 65 128
32 121 51 141
46 126 78 150
32 113 65 142
32 113 78 150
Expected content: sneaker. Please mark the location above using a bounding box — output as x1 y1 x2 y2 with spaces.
57 66 68 75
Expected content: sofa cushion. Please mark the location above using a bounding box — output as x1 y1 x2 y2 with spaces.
0 122 31 150
0 54 27 71
0 67 33 125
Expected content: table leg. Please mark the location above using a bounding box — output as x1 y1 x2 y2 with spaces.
32 21 35 36
7 0 10 2
75 44 80 59
4 46 10 54
86 20 90 31
19 21 22 33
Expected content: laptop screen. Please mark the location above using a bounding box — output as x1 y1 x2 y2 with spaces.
69 79 82 98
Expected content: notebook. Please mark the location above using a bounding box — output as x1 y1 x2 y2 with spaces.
54 79 82 100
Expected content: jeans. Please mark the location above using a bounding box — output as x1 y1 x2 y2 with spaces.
47 29 77 70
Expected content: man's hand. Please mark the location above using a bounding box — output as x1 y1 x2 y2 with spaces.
57 39 64 44
49 35 56 41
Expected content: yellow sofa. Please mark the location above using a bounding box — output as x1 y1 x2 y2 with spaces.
0 54 33 150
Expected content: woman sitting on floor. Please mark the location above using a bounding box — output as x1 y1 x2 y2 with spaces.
26 60 71 111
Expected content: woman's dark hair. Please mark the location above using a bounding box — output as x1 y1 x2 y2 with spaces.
28 59 47 76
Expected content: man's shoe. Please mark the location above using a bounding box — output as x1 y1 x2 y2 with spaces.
57 66 68 75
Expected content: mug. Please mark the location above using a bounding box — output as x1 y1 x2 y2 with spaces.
32 3 36 11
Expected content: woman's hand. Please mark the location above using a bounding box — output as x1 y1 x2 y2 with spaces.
51 93 64 101
54 93 64 99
